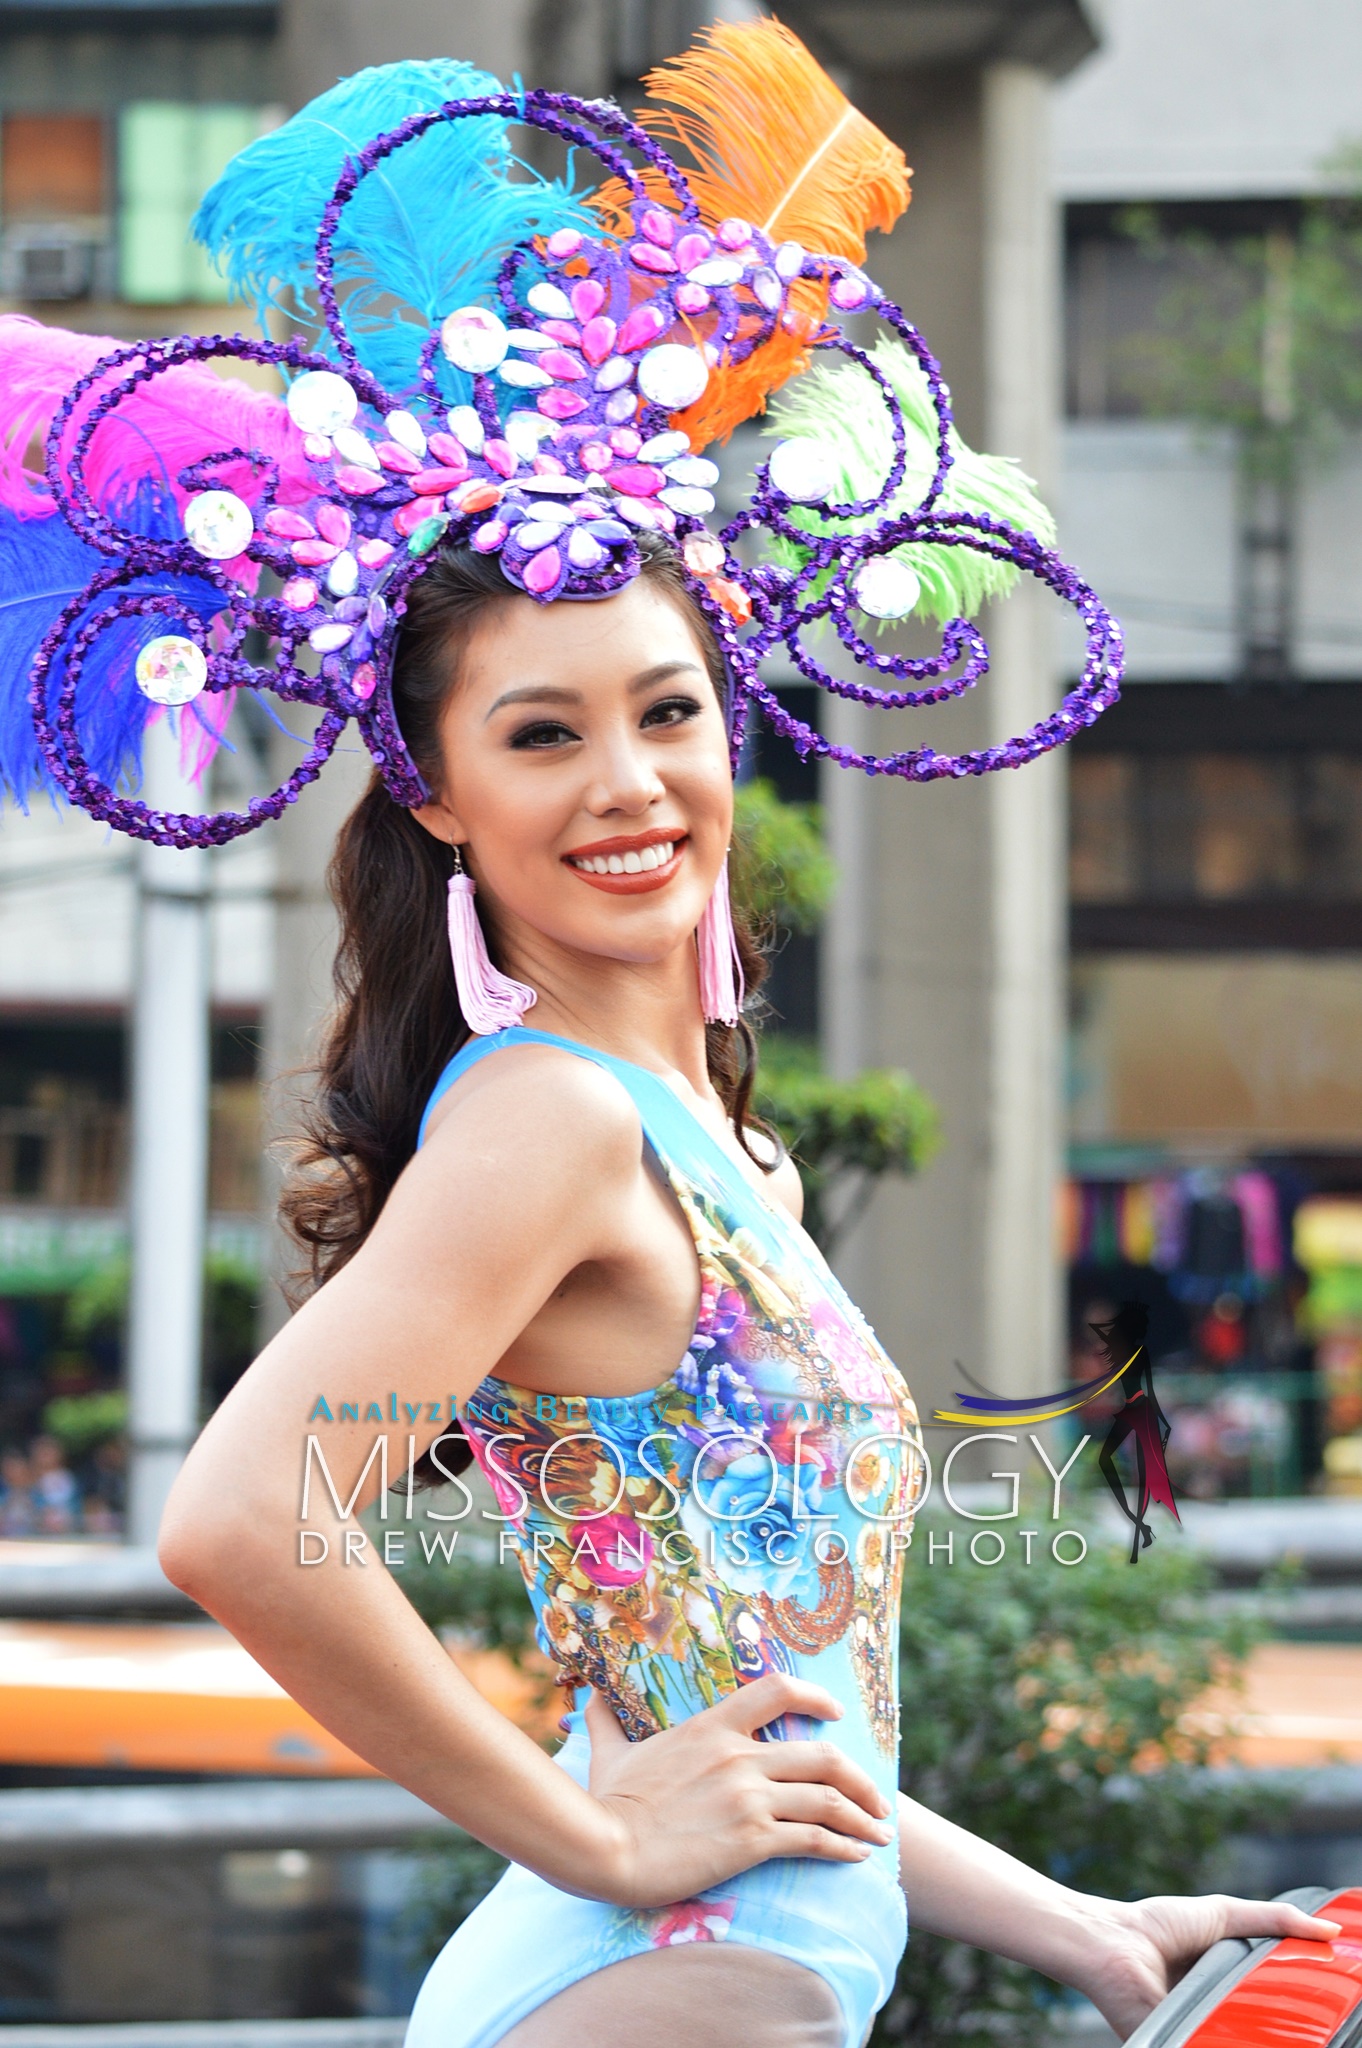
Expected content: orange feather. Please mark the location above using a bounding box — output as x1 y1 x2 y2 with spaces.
591 17 911 444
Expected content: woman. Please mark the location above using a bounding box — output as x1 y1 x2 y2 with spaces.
0 23 1337 2047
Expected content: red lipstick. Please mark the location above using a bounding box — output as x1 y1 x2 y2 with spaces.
562 826 688 895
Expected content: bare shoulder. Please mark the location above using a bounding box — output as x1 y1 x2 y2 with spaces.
419 1042 644 1189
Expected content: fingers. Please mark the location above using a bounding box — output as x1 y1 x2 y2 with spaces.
582 1686 631 1746
706 1671 845 1737
1228 1899 1341 1943
767 1780 897 1848
761 1738 893 1819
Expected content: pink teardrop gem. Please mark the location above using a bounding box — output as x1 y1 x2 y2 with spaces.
675 283 710 315
639 208 675 248
616 304 668 353
630 243 677 274
539 319 581 346
264 508 315 540
546 228 583 259
375 441 421 474
291 537 340 565
522 545 562 595
484 439 517 478
357 538 394 568
537 389 588 419
540 348 587 381
570 279 606 322
315 503 352 547
426 433 470 474
580 316 617 366
675 232 711 271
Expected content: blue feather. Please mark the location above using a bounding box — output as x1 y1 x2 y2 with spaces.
0 484 224 809
192 60 595 402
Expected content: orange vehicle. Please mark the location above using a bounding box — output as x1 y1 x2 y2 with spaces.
1127 1887 1362 2047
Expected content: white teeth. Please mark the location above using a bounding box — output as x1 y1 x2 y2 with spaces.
622 849 643 873
606 854 625 874
639 845 658 870
590 856 609 874
569 839 676 875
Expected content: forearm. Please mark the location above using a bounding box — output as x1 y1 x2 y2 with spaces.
897 1792 1129 1996
165 1509 616 1898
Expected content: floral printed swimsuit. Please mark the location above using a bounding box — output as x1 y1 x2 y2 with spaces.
404 1029 924 2048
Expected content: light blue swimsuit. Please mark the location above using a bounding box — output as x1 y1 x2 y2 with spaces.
404 1029 924 2048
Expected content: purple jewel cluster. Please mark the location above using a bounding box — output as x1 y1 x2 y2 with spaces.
24 84 1123 848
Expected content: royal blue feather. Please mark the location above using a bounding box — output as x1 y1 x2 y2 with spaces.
191 60 595 402
0 483 224 808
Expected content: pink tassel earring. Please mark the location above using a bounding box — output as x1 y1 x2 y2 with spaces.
697 855 744 1027
446 847 537 1035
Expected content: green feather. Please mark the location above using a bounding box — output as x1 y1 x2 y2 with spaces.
762 337 1055 622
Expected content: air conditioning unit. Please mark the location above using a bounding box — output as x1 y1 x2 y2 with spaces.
0 224 99 301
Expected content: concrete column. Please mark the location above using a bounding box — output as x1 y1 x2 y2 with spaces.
126 716 210 1547
980 62 1065 1397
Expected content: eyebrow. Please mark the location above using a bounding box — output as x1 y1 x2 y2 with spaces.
484 660 705 721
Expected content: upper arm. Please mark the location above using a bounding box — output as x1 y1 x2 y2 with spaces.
162 1049 643 1547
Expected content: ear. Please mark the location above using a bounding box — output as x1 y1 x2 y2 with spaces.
409 797 468 845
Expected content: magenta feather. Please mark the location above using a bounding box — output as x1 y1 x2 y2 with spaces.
0 315 313 524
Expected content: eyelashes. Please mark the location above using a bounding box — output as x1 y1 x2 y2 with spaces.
506 695 705 751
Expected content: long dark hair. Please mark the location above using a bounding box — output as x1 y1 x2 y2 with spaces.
279 538 769 1311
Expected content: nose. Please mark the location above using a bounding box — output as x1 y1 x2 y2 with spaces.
583 721 667 819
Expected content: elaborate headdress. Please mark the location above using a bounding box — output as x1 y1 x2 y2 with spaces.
0 20 1121 849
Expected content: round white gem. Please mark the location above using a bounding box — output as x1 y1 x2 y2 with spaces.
506 329 554 352
183 489 254 560
687 257 744 288
517 518 568 548
664 454 719 487
767 438 837 504
638 430 690 462
135 634 207 706
286 370 358 437
384 409 427 458
447 405 485 454
332 425 380 471
853 556 922 620
637 344 709 410
326 549 359 596
440 305 508 375
775 240 805 280
657 485 715 515
309 621 354 653
527 281 573 320
498 359 551 389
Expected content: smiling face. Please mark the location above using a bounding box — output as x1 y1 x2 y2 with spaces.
410 573 734 983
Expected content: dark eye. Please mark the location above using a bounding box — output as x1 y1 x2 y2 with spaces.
508 719 580 750
642 694 703 729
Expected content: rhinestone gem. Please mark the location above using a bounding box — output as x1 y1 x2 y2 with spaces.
351 661 378 700
286 370 357 437
829 272 869 311
853 557 922 619
663 454 719 486
499 359 550 389
716 218 752 249
326 549 359 596
545 228 583 259
447 405 485 454
332 426 380 470
675 283 710 315
385 409 427 457
604 389 637 424
507 328 554 352
367 594 389 636
281 576 319 609
614 496 659 529
687 256 744 288
581 441 612 472
517 518 568 549
540 348 586 380
752 267 783 311
637 344 708 409
537 389 587 419
135 635 207 705
639 430 690 462
302 433 332 461
595 357 634 391
357 539 394 568
775 240 805 280
571 280 606 322
441 305 508 374
333 465 383 496
315 503 352 547
767 438 837 503
585 518 631 543
675 233 711 270
527 281 573 320
580 316 616 365
682 533 725 576
658 485 715 515
630 242 676 274
617 304 668 353
567 527 607 571
264 508 314 540
639 208 674 248
522 544 563 594
504 412 555 461
407 512 449 557
472 517 508 553
309 621 354 653
184 489 253 560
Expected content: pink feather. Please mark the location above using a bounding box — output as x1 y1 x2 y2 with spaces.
0 314 314 524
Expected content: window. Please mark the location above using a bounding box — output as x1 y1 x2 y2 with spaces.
1 114 106 223
118 103 269 305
